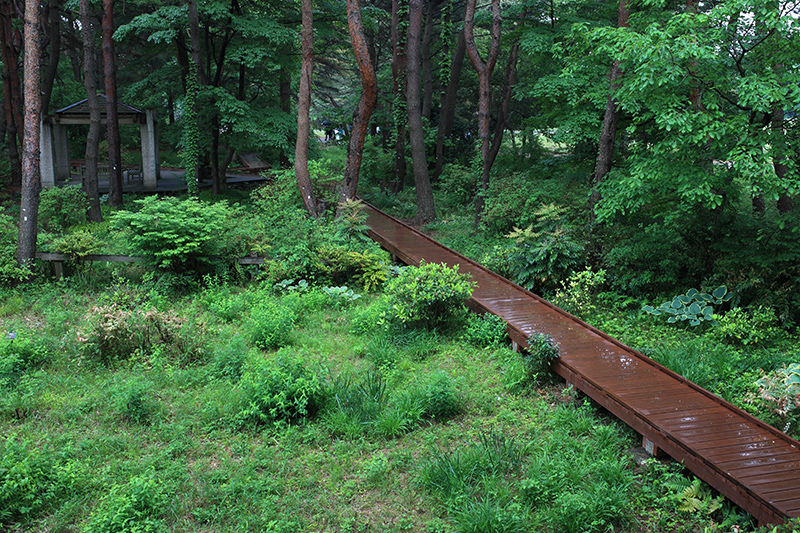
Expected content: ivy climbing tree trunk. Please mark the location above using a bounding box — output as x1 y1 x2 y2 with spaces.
80 0 103 223
16 0 41 269
295 0 318 218
391 0 407 190
102 0 123 207
407 0 435 223
464 0 501 226
339 0 377 207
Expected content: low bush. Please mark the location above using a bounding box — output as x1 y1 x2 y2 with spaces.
552 267 607 320
382 261 474 328
237 350 326 426
418 372 461 420
0 213 30 286
313 245 391 290
38 185 89 234
462 312 508 348
523 333 560 383
246 302 296 350
714 306 783 346
83 472 167 533
111 378 161 425
0 333 47 390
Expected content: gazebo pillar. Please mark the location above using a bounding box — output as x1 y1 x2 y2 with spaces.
53 123 70 181
140 108 159 190
40 118 56 188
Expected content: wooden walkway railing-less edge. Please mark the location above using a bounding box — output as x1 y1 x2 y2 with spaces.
363 202 800 527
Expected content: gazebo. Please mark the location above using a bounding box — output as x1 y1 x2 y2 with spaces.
40 95 160 190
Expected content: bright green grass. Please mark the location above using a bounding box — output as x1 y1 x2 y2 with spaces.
0 280 765 532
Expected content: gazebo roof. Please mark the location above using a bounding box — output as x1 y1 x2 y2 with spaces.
53 95 147 125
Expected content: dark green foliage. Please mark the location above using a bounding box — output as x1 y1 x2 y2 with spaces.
462 313 508 348
246 302 296 350
324 370 389 438
83 472 167 533
212 335 251 382
237 350 326 426
111 378 161 425
505 204 583 294
0 333 47 390
112 196 238 275
382 261 475 328
38 186 89 234
419 372 461 420
643 286 734 326
313 245 391 290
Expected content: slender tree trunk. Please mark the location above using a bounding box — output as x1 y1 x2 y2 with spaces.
772 107 793 214
391 0 407 190
486 37 520 170
590 0 630 218
1 0 23 188
295 0 318 217
407 0 435 223
464 0 501 226
279 66 291 169
17 0 42 269
102 0 123 206
339 0 377 206
433 25 465 181
41 0 61 117
80 0 102 222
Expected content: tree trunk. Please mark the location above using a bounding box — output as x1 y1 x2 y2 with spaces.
1 0 23 188
295 0 318 217
464 0 501 226
407 0 435 223
41 0 61 117
420 0 438 120
486 37 520 170
80 0 103 223
433 25 465 181
391 0 407 190
17 0 42 269
339 0 377 206
590 0 630 218
279 66 291 169
772 107 793 214
102 0 123 207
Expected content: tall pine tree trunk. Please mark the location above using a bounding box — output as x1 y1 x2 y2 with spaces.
407 0 435 223
17 0 42 269
1 0 23 188
339 0 377 206
433 25 465 181
102 0 123 207
391 0 407 190
80 0 102 222
295 0 318 217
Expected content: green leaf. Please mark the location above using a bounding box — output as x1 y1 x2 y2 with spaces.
678 295 692 304
688 302 702 314
667 317 678 323
690 319 701 326
686 288 699 299
712 286 728 300
671 298 683 309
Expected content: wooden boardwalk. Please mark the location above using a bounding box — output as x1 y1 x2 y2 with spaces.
364 203 800 526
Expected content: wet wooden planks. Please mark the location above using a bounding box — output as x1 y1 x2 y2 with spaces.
363 203 800 526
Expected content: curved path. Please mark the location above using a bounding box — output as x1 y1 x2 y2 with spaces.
364 202 800 526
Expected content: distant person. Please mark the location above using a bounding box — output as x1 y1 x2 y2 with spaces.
322 120 334 142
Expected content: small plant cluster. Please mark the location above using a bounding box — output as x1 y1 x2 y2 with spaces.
83 472 167 533
0 333 46 390
754 363 800 434
643 286 734 326
0 214 30 286
382 261 475 328
552 267 607 320
79 304 205 365
523 333 560 383
714 306 782 346
462 312 508 348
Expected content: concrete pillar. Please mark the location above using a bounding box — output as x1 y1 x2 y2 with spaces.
40 118 56 188
53 124 70 181
140 109 158 190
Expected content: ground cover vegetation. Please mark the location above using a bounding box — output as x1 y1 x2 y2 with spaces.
2 0 800 530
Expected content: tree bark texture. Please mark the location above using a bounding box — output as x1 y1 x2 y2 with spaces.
17 0 41 268
80 0 103 223
102 0 123 207
487 37 520 171
339 0 377 205
464 0 501 225
407 0 435 223
590 0 630 216
1 0 23 187
421 0 438 120
295 0 318 218
433 26 465 181
41 0 61 117
391 0 407 189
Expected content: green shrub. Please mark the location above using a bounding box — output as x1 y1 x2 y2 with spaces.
642 286 734 327
111 378 161 425
504 204 583 294
523 333 560 383
552 267 607 320
754 363 800 434
38 185 89 233
382 261 474 328
112 196 235 275
212 335 251 382
462 313 508 348
714 306 782 346
324 370 388 438
246 303 296 350
0 213 30 286
419 372 461 420
237 350 326 426
83 472 167 533
0 435 73 525
0 333 47 390
51 229 102 263
313 245 391 291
